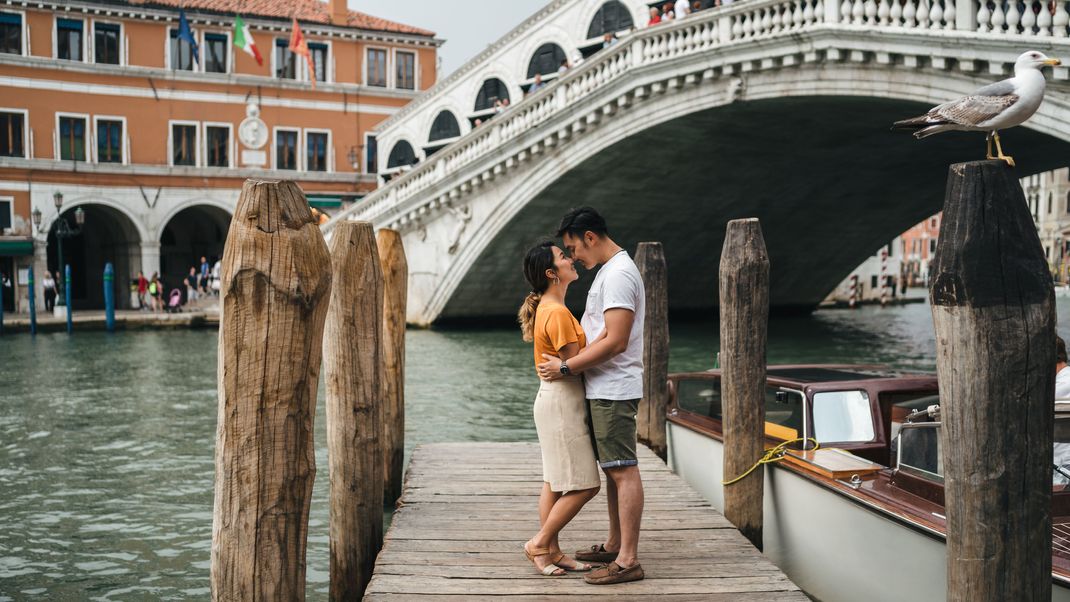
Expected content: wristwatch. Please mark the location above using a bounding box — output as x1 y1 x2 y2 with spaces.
560 360 570 376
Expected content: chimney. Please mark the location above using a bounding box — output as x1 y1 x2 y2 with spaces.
330 0 347 25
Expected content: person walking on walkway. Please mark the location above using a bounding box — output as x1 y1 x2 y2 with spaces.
186 266 199 304
136 271 148 310
519 240 601 577
538 207 647 585
148 272 161 312
42 271 57 312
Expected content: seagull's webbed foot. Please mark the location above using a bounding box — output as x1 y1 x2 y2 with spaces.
993 133 1015 167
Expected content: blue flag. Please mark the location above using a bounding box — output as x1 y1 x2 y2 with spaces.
178 8 199 63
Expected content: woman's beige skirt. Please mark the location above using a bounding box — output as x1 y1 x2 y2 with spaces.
533 376 600 493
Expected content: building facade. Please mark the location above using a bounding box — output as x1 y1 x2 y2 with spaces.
0 0 437 313
1024 167 1070 283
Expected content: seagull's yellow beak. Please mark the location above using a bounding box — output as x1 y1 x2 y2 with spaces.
1045 58 1062 66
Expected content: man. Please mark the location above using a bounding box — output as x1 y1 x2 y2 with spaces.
528 73 545 95
199 256 210 293
675 0 691 18
1054 337 1070 485
537 207 646 585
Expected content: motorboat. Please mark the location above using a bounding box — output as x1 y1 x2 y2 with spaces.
665 364 1070 602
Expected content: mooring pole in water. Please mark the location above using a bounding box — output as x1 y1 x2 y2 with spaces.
719 218 769 552
64 264 72 335
324 221 385 600
27 267 35 336
377 228 408 506
103 262 115 332
636 241 669 461
929 161 1054 602
210 180 332 602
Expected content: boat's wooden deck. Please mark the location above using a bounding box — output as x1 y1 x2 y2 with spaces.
364 442 807 600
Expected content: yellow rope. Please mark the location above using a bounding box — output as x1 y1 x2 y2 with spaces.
722 437 820 486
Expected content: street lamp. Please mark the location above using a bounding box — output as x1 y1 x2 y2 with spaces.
51 192 85 308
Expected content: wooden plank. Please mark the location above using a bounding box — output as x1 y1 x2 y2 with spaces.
365 442 804 600
366 594 808 601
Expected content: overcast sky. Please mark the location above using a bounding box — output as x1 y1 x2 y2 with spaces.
350 0 550 78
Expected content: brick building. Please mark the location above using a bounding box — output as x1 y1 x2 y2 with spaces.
0 0 438 313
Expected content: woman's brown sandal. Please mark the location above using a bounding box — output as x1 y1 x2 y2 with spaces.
551 551 593 572
523 543 566 576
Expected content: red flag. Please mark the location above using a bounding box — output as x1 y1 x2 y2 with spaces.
288 18 316 89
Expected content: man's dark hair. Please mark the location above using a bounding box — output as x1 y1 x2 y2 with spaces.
556 206 609 239
1059 336 1067 363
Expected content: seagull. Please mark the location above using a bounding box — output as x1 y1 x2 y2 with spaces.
892 50 1061 167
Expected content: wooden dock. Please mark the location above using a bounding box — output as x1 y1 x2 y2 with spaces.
364 442 807 600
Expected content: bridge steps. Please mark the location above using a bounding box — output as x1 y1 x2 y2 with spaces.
364 442 806 600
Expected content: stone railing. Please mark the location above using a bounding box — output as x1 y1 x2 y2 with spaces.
325 0 1070 232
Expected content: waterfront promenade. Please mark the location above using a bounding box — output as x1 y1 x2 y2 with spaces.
365 442 805 600
1 306 219 333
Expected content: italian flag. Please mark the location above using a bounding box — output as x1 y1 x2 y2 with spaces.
233 15 263 66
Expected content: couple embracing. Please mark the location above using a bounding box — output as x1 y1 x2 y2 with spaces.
518 207 646 585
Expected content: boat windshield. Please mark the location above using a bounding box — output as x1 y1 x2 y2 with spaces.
812 390 874 443
1054 416 1070 486
897 423 942 482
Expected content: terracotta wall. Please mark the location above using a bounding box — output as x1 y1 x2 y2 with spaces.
25 10 51 58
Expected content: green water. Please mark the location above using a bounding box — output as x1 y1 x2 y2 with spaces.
2 299 1068 599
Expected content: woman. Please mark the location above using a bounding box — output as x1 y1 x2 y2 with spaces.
518 240 601 576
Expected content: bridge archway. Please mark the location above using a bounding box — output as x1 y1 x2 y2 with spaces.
527 43 567 79
585 1 634 40
387 140 418 169
432 91 1070 322
426 110 462 156
159 203 231 296
474 78 510 110
46 203 141 310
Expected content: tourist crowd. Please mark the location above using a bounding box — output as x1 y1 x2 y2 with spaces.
134 255 222 313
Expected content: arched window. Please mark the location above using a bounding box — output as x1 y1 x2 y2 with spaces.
587 1 634 39
474 78 510 112
429 111 461 142
527 43 567 78
386 140 416 169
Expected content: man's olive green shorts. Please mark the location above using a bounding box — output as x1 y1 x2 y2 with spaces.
587 398 640 469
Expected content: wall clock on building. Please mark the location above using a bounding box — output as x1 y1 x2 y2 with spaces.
238 103 268 149
239 103 269 167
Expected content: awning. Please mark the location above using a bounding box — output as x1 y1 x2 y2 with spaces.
0 240 33 256
307 194 343 208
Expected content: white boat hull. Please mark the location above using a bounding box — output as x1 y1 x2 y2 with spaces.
666 422 1070 602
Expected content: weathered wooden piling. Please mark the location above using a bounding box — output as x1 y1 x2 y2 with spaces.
211 180 332 601
635 241 669 460
325 221 385 600
719 218 769 551
377 228 408 505
929 161 1054 602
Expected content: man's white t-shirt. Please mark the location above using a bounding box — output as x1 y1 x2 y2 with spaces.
1057 366 1070 400
1054 366 1070 485
675 0 691 17
580 250 645 400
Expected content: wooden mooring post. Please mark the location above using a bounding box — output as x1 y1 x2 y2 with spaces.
377 228 408 506
210 180 332 601
929 161 1054 601
719 218 769 551
324 221 385 599
636 241 669 460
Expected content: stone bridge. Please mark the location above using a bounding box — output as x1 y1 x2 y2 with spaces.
326 0 1070 325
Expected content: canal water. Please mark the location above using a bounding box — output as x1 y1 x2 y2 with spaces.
3 298 1070 599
